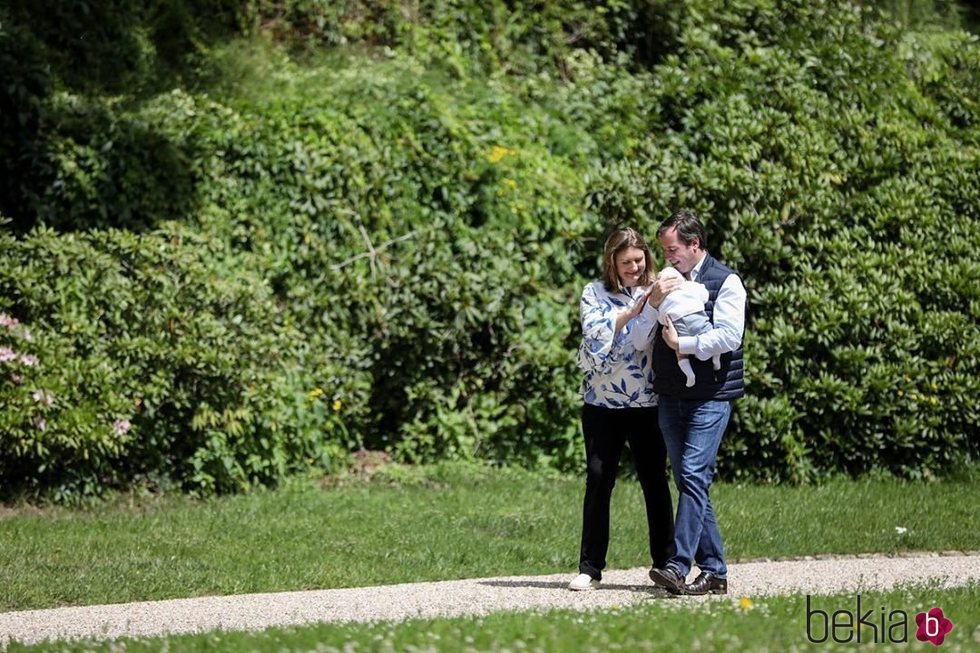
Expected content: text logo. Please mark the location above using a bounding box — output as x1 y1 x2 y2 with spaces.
916 608 954 646
806 596 954 645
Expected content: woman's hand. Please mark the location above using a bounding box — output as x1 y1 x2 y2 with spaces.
614 290 650 333
661 315 679 350
630 290 650 318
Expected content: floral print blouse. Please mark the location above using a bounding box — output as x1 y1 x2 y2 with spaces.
577 279 657 408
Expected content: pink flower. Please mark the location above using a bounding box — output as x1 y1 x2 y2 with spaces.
10 374 22 385
19 354 38 367
113 419 131 435
32 389 54 406
0 347 15 362
34 418 46 431
0 314 18 329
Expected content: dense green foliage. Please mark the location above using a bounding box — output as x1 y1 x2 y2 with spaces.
0 226 356 499
2 0 979 499
589 3 980 481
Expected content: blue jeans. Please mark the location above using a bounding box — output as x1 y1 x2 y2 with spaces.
658 397 732 578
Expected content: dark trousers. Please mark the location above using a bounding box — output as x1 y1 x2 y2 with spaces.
578 403 674 580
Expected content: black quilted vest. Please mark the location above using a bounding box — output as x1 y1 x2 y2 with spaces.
652 255 745 400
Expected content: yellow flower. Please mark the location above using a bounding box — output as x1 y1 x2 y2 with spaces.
487 145 516 164
739 597 754 610
309 387 324 400
332 399 343 412
503 178 517 189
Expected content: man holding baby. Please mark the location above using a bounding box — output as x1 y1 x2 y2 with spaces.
632 208 747 596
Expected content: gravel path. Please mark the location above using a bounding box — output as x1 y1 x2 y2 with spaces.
2 552 978 648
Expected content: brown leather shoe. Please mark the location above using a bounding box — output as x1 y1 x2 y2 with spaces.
685 572 728 595
648 566 686 594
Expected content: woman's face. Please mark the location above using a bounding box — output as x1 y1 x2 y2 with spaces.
615 246 646 288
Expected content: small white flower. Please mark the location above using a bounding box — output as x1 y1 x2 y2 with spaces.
895 526 908 535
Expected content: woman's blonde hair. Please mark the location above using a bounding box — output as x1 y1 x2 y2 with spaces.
601 227 654 292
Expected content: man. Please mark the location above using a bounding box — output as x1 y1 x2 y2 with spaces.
631 208 746 595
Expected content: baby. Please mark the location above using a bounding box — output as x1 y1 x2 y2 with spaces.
657 267 721 387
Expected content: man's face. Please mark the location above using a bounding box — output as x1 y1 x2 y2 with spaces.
659 227 702 276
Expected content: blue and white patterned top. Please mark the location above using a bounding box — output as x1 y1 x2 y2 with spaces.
577 279 657 408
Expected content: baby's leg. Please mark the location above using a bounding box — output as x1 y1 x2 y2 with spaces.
676 351 696 387
671 314 701 387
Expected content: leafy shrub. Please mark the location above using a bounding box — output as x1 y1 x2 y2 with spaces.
0 224 361 500
241 0 682 75
32 94 200 233
3 0 980 500
0 8 53 231
135 56 601 472
588 0 980 481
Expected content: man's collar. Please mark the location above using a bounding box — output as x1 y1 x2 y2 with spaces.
689 253 708 281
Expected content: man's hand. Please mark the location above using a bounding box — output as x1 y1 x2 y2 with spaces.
662 315 679 350
648 277 681 308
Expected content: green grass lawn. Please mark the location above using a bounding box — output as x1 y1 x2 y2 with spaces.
2 462 978 613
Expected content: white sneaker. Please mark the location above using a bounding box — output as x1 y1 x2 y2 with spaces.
568 573 599 591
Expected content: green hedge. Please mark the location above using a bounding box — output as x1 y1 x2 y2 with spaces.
1 0 978 499
142 57 602 469
0 225 360 499
588 0 980 480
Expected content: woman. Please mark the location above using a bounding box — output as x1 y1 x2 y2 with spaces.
569 227 675 591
